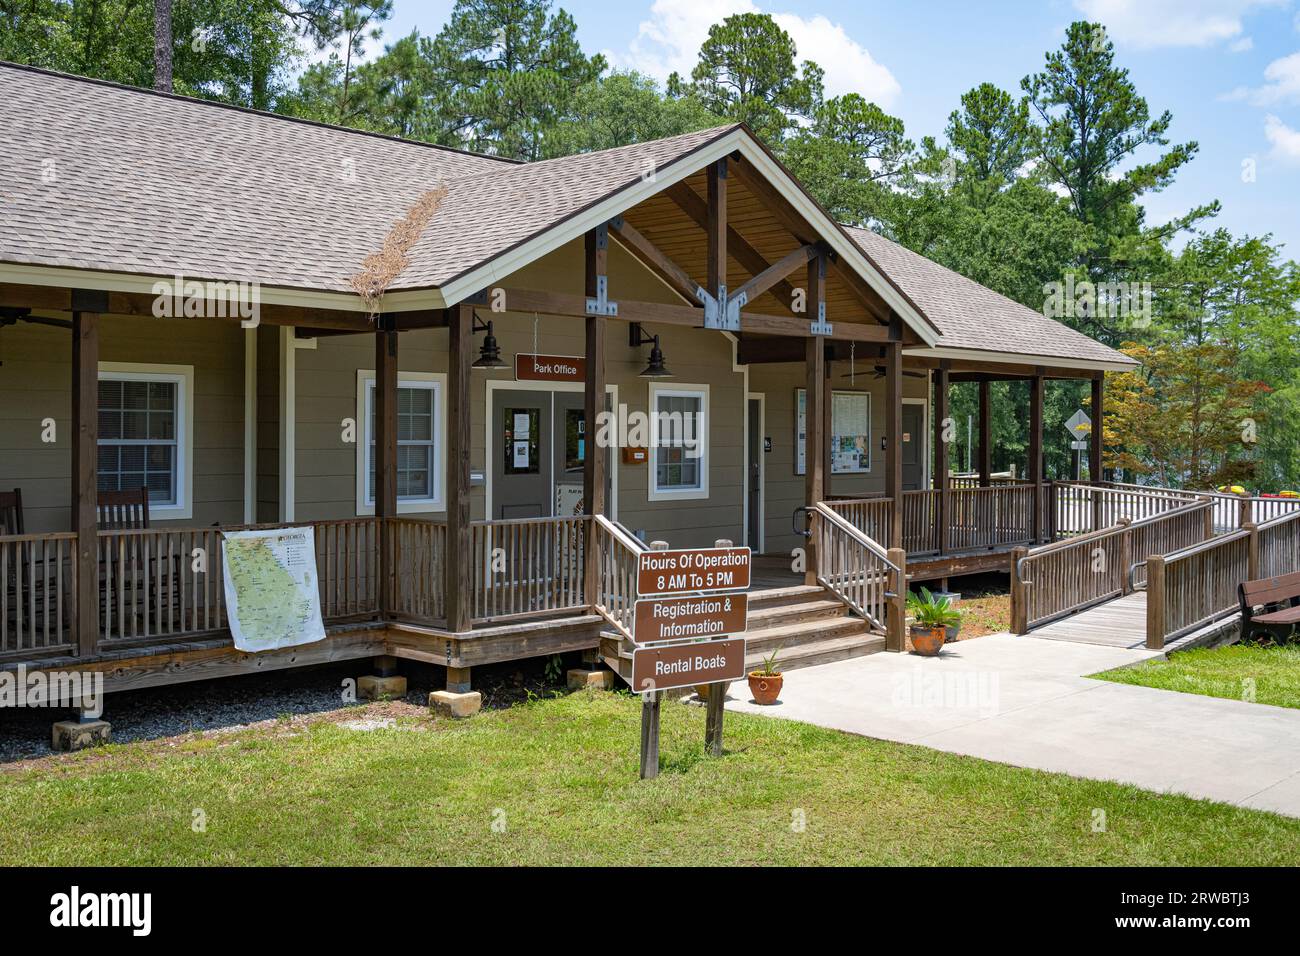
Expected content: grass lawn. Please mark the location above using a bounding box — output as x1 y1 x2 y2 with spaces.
1095 644 1300 710
0 690 1296 866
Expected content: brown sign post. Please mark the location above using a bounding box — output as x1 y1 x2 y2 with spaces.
632 543 751 780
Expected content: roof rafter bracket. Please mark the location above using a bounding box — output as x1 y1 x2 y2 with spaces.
585 221 619 317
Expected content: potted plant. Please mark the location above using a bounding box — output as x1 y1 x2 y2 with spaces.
747 647 784 705
906 587 962 657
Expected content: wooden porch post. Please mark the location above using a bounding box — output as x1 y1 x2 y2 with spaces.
822 358 833 490
1028 372 1044 544
374 320 398 617
707 158 727 303
1089 373 1104 483
934 363 951 555
804 336 825 585
583 228 608 604
1090 372 1104 532
444 304 473 632
883 334 903 551
977 379 992 487
71 300 101 658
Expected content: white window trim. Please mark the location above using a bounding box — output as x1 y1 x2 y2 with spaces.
97 361 195 520
355 369 447 515
648 382 710 501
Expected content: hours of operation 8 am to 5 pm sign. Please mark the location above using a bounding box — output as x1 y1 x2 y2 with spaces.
631 547 751 694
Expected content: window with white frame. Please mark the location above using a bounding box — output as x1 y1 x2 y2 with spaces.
97 365 192 514
649 384 708 499
360 373 445 511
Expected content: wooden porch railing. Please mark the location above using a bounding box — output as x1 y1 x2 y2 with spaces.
1011 500 1213 633
808 503 902 635
468 514 588 624
1096 481 1300 531
1051 481 1197 536
1257 510 1300 579
823 496 892 550
388 517 446 623
0 531 76 659
590 514 646 641
947 484 1037 551
97 518 381 647
1143 531 1251 649
903 489 939 554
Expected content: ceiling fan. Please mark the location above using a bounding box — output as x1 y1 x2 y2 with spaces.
837 363 926 380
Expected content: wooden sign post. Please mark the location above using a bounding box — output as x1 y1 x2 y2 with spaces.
632 540 750 779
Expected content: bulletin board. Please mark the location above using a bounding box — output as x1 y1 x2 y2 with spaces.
795 388 872 475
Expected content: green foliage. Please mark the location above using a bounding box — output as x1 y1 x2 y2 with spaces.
754 646 782 676
688 12 822 143
906 587 962 628
542 70 720 158
1021 20 1217 342
422 0 605 160
783 93 911 227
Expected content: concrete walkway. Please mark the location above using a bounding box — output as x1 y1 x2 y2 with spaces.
724 634 1300 817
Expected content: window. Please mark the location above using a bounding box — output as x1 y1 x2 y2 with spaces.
649 384 709 500
358 372 445 513
97 364 193 517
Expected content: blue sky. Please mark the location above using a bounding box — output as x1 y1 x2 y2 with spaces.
373 0 1300 257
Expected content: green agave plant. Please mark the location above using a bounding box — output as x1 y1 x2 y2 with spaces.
906 587 963 628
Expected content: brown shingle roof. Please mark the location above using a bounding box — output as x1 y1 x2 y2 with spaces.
845 226 1136 367
0 63 510 292
394 126 736 290
0 63 1131 368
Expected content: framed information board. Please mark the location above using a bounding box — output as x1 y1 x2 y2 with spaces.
795 388 872 475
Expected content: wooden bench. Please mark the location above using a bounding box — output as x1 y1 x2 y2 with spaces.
1239 571 1300 644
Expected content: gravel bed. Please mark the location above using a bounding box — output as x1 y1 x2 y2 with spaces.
0 655 573 764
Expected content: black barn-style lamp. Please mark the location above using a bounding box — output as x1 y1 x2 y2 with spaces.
629 323 671 378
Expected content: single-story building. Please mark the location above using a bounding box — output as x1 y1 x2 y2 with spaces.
0 61 1140 704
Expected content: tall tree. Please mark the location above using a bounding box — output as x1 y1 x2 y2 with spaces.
782 94 911 227
1022 20 1216 322
424 0 606 160
544 71 719 157
154 0 173 91
689 12 822 144
945 83 1035 204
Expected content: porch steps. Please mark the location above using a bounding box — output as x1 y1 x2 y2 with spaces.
744 587 884 672
598 585 885 692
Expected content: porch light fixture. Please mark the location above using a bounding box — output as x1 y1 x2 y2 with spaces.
471 314 508 370
629 323 671 378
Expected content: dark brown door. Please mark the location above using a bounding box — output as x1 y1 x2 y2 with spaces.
494 390 550 518
901 403 924 491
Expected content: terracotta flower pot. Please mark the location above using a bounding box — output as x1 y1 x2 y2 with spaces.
910 624 946 657
747 672 783 705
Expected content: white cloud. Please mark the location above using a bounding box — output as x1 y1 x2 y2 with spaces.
617 0 900 107
1229 36 1255 52
1264 114 1300 162
1073 0 1284 49
1225 50 1300 103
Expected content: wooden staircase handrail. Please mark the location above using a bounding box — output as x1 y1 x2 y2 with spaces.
811 502 899 572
